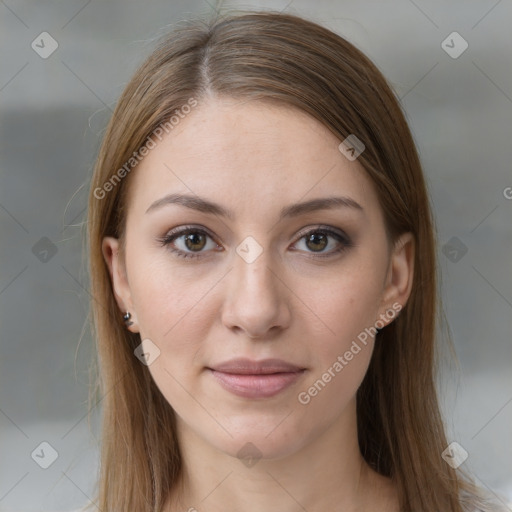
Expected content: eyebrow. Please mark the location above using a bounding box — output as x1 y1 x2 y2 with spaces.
145 193 363 220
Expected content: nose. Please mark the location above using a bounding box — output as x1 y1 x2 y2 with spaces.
221 244 291 339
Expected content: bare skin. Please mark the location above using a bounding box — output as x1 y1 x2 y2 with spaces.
103 96 413 512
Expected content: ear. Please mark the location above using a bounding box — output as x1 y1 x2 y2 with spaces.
102 236 139 333
377 232 415 325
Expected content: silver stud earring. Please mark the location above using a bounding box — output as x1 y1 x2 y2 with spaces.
123 311 133 327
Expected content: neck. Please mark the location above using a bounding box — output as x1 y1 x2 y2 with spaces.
164 398 397 512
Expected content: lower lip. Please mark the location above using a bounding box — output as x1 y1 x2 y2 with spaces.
209 369 305 399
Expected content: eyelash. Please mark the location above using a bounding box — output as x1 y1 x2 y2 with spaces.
156 225 353 260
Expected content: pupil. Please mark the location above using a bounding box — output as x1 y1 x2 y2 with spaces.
185 233 205 251
307 233 327 252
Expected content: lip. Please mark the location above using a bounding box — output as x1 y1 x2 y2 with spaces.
207 358 306 399
210 358 305 374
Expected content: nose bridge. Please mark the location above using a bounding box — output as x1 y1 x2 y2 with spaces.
221 235 290 337
233 236 280 304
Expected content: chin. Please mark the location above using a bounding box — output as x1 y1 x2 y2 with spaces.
194 410 316 463
218 433 306 464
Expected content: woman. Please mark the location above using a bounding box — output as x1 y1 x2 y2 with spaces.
86 10 505 512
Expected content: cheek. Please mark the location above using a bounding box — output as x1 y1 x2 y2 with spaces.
305 260 384 349
128 262 222 427
295 270 381 411
295 337 373 446
129 254 222 340
127 257 224 396
304 323 375 401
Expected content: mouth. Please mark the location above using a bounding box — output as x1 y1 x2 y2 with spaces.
207 358 307 399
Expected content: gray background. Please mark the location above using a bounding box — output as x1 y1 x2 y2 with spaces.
1 0 511 510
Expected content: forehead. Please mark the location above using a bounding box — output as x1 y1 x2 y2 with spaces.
125 96 380 222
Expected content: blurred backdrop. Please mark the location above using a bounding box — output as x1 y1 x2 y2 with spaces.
1 0 511 510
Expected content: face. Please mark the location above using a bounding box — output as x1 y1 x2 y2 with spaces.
102 96 413 461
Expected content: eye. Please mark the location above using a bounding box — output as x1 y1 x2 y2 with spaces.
157 226 221 260
157 225 352 260
292 226 352 258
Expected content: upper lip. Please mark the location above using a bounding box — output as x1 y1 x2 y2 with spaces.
208 358 305 374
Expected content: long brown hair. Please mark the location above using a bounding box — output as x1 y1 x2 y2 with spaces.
86 10 490 511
